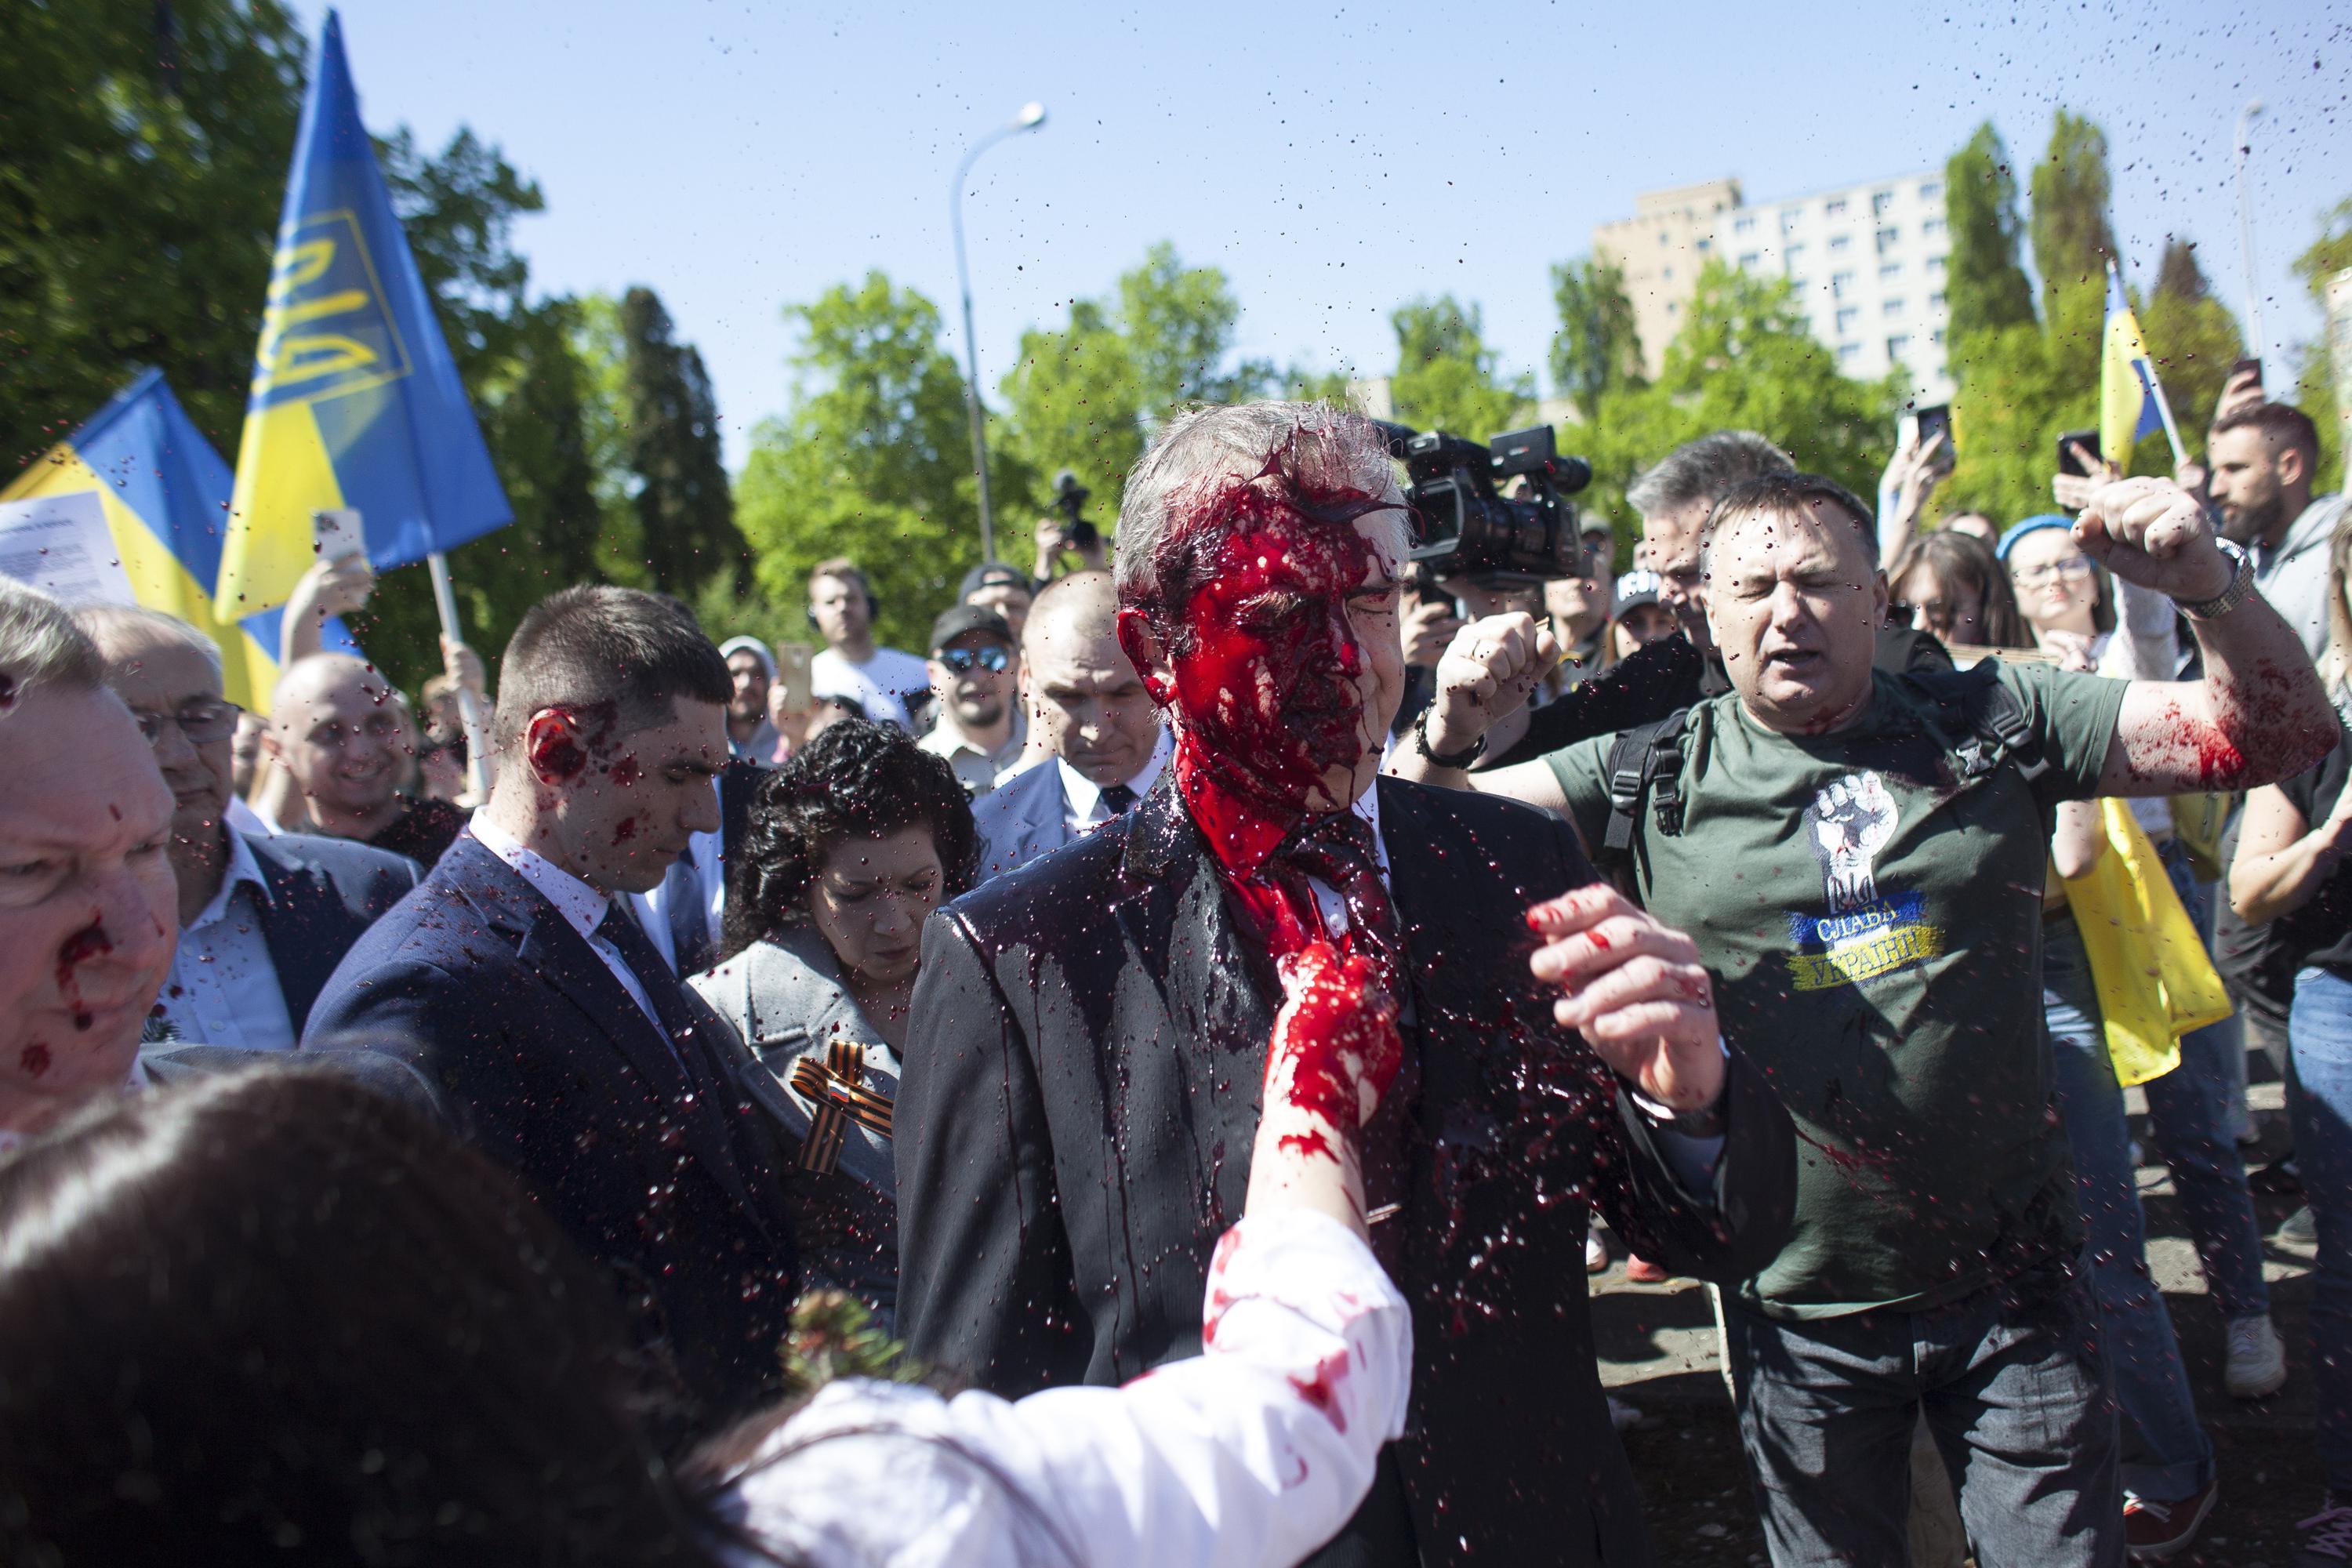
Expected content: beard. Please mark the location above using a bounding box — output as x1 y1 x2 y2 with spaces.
2220 492 2285 546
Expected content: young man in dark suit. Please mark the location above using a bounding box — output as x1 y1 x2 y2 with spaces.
305 586 797 1429
78 608 420 1051
895 402 1798 1568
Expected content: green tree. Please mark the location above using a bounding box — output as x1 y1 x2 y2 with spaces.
618 287 745 594
2292 195 2352 492
0 0 306 464
1944 123 2038 345
1116 241 1272 410
1388 296 1534 441
735 272 983 655
1548 256 1646 419
2136 240 2244 472
2029 110 2118 385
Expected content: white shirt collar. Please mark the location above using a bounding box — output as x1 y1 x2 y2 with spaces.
1058 726 1173 823
1348 779 1389 880
187 821 277 935
468 809 611 947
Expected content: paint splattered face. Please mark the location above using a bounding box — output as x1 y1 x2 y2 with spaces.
1131 465 1407 815
521 697 728 895
0 684 178 1131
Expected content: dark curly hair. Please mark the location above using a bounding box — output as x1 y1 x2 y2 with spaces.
718 719 979 964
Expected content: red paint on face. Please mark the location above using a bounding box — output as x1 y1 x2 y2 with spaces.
610 753 643 788
612 817 637 845
1287 1348 1352 1433
56 921 113 1033
19 1044 51 1078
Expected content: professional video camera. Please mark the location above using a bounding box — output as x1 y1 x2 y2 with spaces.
1376 421 1593 587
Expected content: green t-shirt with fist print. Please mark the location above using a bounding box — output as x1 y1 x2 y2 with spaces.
1547 662 2128 1319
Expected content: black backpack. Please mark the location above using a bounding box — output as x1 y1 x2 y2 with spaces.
1593 661 2053 880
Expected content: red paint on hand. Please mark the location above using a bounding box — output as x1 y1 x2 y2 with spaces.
1265 942 1403 1152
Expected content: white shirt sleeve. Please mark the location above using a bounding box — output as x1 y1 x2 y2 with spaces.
719 1207 1411 1568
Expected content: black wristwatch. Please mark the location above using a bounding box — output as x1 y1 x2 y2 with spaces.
1412 704 1486 769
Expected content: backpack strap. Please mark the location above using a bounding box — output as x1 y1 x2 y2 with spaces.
1598 707 1693 873
1908 660 2049 786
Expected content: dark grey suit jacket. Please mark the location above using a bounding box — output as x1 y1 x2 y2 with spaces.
242 829 421 1036
967 759 1072 883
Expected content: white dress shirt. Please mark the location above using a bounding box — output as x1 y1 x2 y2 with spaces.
1056 726 1174 837
630 779 726 975
154 823 297 1051
468 811 673 1045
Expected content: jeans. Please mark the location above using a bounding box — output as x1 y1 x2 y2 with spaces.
2292 964 2352 1494
1725 1254 2122 1568
2045 914 2215 1501
2141 841 2271 1319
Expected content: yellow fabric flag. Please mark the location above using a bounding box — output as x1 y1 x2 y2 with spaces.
2060 798 2234 1087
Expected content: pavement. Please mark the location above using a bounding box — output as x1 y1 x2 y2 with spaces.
1589 1074 2321 1566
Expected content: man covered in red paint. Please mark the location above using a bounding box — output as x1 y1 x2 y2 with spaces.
895 401 1798 1568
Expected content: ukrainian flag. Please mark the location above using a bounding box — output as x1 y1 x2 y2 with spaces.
2100 263 2169 474
0 369 343 712
217 9 509 622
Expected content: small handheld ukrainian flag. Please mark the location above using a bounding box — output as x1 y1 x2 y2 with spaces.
217 9 510 622
2100 261 2176 475
2 370 353 711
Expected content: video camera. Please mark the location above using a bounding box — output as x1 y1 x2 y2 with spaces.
1376 421 1593 587
1051 469 1101 552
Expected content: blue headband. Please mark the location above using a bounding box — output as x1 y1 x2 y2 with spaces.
1994 514 2074 561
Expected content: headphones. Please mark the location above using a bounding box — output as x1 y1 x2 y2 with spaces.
806 572 881 629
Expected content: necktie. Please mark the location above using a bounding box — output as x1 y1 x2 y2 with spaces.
1098 782 1139 816
1274 811 1404 993
594 901 706 1053
662 851 714 976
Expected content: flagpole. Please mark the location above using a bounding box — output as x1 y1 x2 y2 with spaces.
2143 373 2190 474
426 550 493 801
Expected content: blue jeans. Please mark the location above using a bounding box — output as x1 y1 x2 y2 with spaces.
2292 964 2352 1494
2045 914 2215 1501
1725 1254 2122 1567
2142 841 2270 1319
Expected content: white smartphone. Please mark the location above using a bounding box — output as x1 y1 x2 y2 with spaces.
311 507 365 563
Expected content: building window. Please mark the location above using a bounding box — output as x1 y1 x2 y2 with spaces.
1929 289 1946 308
1883 296 1905 317
1927 254 1947 275
1824 197 1849 218
1886 333 1912 360
1838 343 1862 366
1666 301 1679 316
1780 209 1802 234
1871 190 1894 217
1878 261 1900 282
1663 267 1674 281
1831 270 1856 298
1836 306 1860 332
1739 251 1762 269
1734 214 1756 234
1696 237 1712 254
1789 278 1809 292
1922 216 1947 237
1919 179 1943 200
1784 243 1806 268
1828 233 1852 253
1932 328 1947 347
1875 226 1900 255
1659 231 1671 247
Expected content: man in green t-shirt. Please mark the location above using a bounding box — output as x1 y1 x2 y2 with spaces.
1391 468 2334 1566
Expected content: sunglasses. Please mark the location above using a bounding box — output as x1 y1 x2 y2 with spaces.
131 697 242 747
938 645 1011 674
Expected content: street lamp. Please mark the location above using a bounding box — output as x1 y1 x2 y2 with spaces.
2235 99 2267 372
950 100 1047 565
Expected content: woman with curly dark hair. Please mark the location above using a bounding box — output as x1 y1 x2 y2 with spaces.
689 719 978 1323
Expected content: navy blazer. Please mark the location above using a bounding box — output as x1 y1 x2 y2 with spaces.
244 829 421 1036
303 833 798 1427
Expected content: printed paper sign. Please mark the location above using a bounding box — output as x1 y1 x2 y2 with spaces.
0 491 136 606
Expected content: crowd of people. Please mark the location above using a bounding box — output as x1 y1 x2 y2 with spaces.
0 374 2347 1568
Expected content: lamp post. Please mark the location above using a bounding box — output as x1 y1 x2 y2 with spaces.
951 101 1046 566
2234 99 2267 372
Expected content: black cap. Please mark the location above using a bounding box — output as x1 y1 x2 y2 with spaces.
958 561 1033 600
929 604 1016 655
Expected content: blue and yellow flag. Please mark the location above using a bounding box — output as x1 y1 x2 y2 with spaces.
2100 264 2168 474
219 9 509 622
1 369 353 711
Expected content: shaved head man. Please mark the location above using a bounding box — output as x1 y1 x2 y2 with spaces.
268 653 465 867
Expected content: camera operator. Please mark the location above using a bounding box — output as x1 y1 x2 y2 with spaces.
1034 470 1109 583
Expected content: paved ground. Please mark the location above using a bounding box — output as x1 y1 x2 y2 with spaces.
1590 1074 2321 1566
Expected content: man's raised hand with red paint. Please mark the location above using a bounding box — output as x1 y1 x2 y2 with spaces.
1245 941 1403 1240
2075 474 2337 797
1525 884 1726 1115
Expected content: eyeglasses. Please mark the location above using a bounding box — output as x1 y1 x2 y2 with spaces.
2011 556 2095 589
938 645 1011 674
131 698 242 747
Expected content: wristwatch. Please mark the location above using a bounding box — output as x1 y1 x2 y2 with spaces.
2177 537 2256 621
1412 703 1487 769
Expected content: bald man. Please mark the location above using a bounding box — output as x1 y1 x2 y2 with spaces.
968 571 1168 880
267 653 465 867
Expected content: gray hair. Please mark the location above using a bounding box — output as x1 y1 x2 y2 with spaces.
72 604 226 684
1114 401 1407 620
0 579 106 704
1624 430 1795 520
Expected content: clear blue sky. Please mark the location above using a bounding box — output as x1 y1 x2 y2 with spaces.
290 0 2348 470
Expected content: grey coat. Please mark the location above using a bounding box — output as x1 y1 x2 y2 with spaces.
690 928 902 1323
967 759 1072 884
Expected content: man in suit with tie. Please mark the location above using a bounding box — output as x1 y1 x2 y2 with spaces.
77 607 420 1051
967 571 1167 880
306 586 797 1428
895 402 1798 1567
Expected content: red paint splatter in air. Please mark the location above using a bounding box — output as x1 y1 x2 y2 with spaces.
56 921 112 1033
1263 943 1402 1163
19 1044 51 1078
1287 1348 1352 1434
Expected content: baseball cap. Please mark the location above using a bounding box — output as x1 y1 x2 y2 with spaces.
928 604 1016 655
1613 569 1663 610
958 561 1033 600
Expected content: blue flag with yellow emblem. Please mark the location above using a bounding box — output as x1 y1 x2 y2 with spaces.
2 369 354 711
218 9 510 622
